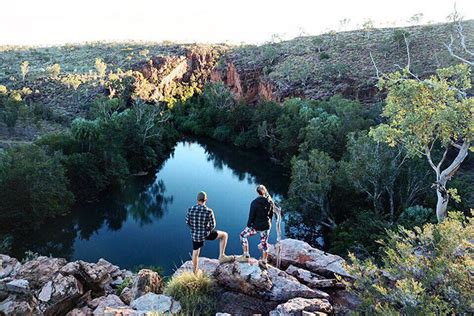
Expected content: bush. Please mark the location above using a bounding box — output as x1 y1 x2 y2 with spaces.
164 271 217 315
397 205 436 229
343 212 473 314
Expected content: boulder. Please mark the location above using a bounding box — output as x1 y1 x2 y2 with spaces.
15 256 67 289
96 258 122 278
269 297 333 316
0 295 35 314
130 269 163 299
173 257 219 277
119 286 133 305
60 260 112 296
0 254 21 279
286 265 344 289
130 293 181 314
217 291 279 315
4 279 30 294
37 274 85 316
89 294 125 315
265 264 330 301
268 239 350 278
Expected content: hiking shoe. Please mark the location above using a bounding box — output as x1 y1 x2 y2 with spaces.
218 255 234 264
258 260 268 270
236 254 250 263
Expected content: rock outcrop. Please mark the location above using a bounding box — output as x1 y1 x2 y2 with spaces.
174 240 354 314
1 239 356 315
0 255 180 315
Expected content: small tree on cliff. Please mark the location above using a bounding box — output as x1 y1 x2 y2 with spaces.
370 64 473 222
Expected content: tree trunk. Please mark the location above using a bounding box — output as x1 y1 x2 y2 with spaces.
436 185 449 222
388 188 395 224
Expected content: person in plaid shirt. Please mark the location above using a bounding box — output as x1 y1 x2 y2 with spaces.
186 191 234 273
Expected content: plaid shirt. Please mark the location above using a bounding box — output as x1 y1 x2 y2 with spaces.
185 204 216 242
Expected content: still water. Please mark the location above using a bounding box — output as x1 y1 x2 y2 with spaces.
12 139 288 275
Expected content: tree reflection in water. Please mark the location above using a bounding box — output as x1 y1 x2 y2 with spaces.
3 137 289 263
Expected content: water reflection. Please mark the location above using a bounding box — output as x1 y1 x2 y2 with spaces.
4 137 288 274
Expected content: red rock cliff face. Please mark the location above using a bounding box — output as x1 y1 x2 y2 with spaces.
211 62 277 104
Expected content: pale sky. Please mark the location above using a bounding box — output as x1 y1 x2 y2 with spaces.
1 0 472 46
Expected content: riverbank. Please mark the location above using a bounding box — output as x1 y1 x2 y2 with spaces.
0 239 359 315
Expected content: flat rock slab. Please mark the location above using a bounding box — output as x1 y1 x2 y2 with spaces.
270 297 333 316
268 239 350 278
130 293 181 314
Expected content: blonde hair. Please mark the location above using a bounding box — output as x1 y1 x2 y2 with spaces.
256 184 267 196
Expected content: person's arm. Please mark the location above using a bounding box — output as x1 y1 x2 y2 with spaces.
185 209 191 227
208 209 216 231
247 201 257 228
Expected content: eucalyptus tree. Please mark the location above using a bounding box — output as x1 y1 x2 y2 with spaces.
371 64 473 221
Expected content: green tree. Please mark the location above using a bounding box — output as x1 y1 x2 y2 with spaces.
343 212 473 314
371 64 473 222
340 132 407 221
287 150 337 228
0 145 74 227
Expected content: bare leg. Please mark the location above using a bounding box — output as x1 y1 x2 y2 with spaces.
217 231 233 263
216 231 228 257
242 244 249 255
192 248 201 273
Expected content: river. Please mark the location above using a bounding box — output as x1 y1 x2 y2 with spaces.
9 138 288 275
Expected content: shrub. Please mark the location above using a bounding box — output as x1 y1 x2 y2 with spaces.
115 277 132 295
397 205 436 229
343 212 473 314
164 271 217 315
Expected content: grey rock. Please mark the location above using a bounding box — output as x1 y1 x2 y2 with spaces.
90 294 125 315
269 297 333 316
0 254 21 279
103 307 147 315
130 293 181 314
286 265 343 289
60 260 112 296
37 274 84 315
97 258 122 279
6 279 30 294
268 239 350 278
173 257 219 277
15 256 67 289
0 296 35 314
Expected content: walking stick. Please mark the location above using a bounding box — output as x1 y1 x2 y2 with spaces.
274 204 283 269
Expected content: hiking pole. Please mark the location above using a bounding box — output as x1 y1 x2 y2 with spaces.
274 204 283 269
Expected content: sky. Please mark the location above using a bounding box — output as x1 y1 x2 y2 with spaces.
0 0 473 46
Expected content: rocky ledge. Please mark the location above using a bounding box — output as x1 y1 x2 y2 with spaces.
0 239 359 315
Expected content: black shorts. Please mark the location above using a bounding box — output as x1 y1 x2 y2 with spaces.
192 230 218 250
